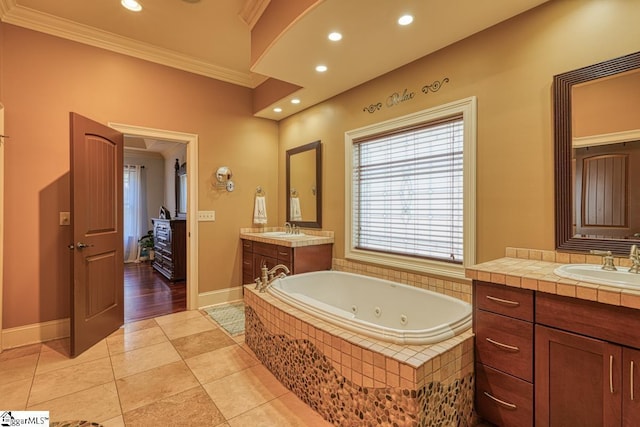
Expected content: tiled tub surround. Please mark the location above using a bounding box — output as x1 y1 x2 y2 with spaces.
465 247 640 309
244 287 475 426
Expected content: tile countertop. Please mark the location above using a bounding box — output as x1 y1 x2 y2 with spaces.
465 250 640 311
239 227 334 248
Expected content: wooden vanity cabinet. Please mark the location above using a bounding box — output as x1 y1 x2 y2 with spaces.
474 281 534 427
241 239 332 285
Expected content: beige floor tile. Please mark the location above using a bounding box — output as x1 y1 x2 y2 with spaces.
172 328 236 359
0 378 31 409
101 415 125 427
232 334 246 345
28 357 114 406
158 315 216 340
123 386 226 427
186 345 258 384
36 339 109 375
228 393 331 427
116 360 200 412
106 326 168 355
154 309 204 326
0 353 39 385
111 341 182 379
27 381 121 424
202 364 289 420
0 343 41 362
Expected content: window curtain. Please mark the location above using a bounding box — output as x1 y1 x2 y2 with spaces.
123 165 148 262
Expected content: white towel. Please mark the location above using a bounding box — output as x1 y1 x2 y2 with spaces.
290 197 302 221
253 196 267 224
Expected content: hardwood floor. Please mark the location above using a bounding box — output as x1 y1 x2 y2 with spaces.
124 262 186 323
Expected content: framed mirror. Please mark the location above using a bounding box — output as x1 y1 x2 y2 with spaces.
555 51 640 255
286 140 322 228
175 159 187 219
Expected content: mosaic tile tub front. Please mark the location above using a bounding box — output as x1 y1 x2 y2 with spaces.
244 287 475 426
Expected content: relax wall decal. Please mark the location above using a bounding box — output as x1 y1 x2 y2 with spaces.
362 77 450 114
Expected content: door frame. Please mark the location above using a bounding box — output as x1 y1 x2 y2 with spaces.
0 104 4 352
109 122 199 310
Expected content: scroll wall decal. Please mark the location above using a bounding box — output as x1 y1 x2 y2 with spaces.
362 77 450 114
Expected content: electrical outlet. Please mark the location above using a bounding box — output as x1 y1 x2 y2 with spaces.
198 210 215 221
59 212 71 226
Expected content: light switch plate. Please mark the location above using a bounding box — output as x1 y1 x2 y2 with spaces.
59 212 70 226
198 211 215 221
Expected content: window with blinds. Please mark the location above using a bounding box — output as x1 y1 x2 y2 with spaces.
352 116 463 264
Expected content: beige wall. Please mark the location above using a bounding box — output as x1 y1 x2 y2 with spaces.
1 24 278 329
278 0 640 265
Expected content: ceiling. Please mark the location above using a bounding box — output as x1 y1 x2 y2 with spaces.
0 0 549 121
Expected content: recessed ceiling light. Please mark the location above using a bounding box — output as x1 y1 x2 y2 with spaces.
328 32 342 42
291 99 301 104
273 107 283 113
398 14 413 26
121 0 142 12
315 65 328 73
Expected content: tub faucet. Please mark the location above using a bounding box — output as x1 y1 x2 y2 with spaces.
256 264 290 292
590 250 617 271
629 245 640 274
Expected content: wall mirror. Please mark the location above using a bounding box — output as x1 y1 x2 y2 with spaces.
555 51 640 255
175 159 187 219
286 140 322 228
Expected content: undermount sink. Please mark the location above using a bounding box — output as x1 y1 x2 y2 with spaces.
554 264 640 289
258 231 307 238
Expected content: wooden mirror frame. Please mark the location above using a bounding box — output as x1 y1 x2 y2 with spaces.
555 51 640 255
286 140 322 228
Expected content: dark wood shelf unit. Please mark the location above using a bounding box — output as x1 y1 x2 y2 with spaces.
152 218 186 281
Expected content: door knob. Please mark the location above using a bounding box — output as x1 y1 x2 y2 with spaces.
76 242 94 249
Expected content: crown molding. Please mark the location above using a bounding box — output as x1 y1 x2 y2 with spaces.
1 2 255 88
239 0 271 30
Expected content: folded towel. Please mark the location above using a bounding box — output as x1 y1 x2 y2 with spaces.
253 196 267 224
290 197 302 221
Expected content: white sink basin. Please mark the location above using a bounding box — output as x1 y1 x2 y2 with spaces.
258 231 306 239
554 264 640 289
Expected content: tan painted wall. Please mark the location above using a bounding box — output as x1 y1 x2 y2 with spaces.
1 24 279 329
278 0 640 265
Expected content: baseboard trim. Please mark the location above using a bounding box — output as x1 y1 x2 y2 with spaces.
2 318 70 350
198 286 244 309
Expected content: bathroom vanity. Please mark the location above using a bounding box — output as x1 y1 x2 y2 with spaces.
468 254 640 427
240 230 333 285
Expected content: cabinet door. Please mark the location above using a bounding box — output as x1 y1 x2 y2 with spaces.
624 347 640 427
535 325 622 427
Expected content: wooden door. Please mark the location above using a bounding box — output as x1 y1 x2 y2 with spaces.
70 112 124 357
535 325 622 427
623 347 640 426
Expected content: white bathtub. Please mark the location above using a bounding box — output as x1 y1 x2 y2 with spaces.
267 270 471 345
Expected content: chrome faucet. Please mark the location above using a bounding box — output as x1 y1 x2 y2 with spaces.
629 245 640 274
284 222 292 234
255 263 290 292
590 250 617 271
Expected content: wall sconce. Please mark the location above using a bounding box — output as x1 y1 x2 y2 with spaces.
215 166 235 192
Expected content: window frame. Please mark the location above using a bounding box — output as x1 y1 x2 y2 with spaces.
344 97 476 280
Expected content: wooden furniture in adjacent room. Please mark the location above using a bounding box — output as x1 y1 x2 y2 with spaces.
241 239 332 285
152 218 186 281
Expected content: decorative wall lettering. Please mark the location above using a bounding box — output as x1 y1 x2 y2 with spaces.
386 88 415 107
422 78 450 94
363 103 383 113
362 77 450 114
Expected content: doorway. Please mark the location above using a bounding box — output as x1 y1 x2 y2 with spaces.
109 122 199 319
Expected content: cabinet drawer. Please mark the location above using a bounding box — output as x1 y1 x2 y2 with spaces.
475 281 534 322
242 239 253 251
276 246 292 262
253 241 278 258
476 310 533 382
476 363 533 427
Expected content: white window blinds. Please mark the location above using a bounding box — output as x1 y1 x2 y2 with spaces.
352 115 464 264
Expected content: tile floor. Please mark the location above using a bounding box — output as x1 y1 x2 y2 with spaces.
0 310 331 426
